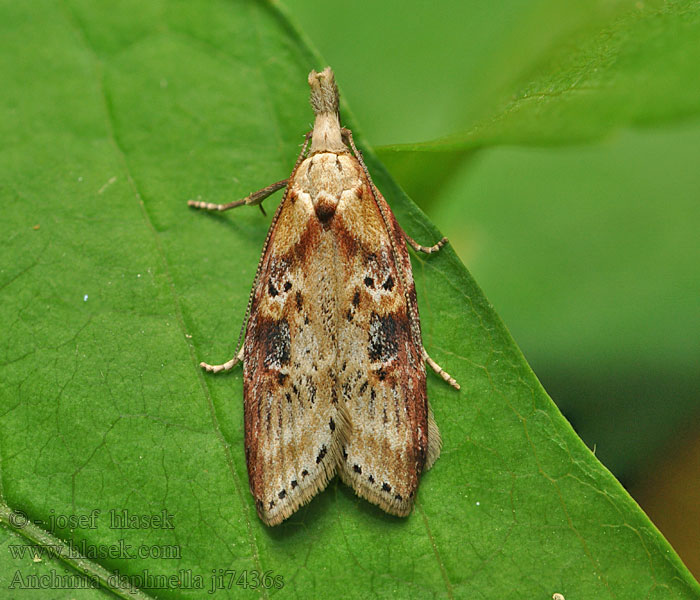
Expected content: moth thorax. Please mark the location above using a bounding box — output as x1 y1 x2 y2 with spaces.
308 67 347 154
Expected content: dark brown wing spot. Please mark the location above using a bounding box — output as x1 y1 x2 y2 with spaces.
278 489 287 499
382 482 392 493
315 201 336 224
261 319 291 368
329 417 336 432
352 291 361 307
364 276 374 288
268 281 279 297
382 276 394 291
368 474 375 484
302 469 309 478
368 313 399 363
353 464 362 474
295 291 303 310
316 446 327 463
291 480 298 489
284 281 292 292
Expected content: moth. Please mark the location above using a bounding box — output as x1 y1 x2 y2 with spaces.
189 67 459 526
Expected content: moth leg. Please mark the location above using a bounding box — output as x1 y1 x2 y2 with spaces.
200 346 244 374
404 233 449 254
187 179 288 215
422 348 460 390
342 126 449 256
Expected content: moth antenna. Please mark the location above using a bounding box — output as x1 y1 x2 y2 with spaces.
234 133 313 354
341 127 422 355
212 132 313 371
342 126 459 393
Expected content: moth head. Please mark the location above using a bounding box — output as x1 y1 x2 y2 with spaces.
308 67 340 116
308 67 346 154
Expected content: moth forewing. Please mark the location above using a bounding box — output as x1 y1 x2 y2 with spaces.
189 66 458 526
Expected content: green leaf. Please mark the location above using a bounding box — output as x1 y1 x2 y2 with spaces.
374 0 700 209
291 0 646 147
379 0 700 154
0 2 697 600
426 122 700 483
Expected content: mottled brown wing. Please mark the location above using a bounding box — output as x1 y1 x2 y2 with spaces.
333 164 441 516
243 181 346 526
